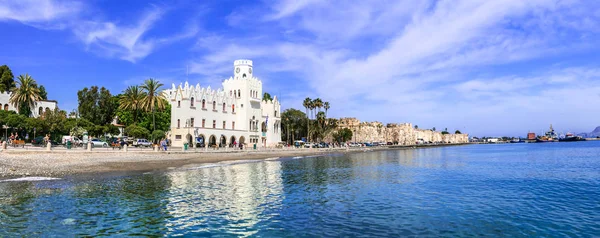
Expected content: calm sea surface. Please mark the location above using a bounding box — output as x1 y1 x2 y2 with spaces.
1 142 599 237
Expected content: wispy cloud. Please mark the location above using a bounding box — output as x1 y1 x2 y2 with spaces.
0 0 82 29
0 1 198 62
191 0 600 136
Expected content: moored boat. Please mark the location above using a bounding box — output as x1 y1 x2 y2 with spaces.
559 133 585 142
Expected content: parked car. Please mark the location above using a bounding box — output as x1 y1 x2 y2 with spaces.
133 138 152 147
90 138 109 148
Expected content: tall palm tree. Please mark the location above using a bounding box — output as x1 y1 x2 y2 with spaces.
303 97 311 142
9 74 41 116
313 98 323 113
119 85 146 124
140 78 166 131
323 101 330 117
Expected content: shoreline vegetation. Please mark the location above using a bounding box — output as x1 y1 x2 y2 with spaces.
0 143 469 179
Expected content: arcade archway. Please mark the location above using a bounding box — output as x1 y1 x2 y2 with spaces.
209 135 217 147
220 135 227 147
196 134 205 147
230 136 236 147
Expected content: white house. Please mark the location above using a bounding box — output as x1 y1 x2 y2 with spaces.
164 59 282 148
0 91 57 117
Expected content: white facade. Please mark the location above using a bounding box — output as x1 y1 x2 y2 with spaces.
0 91 57 117
164 59 282 148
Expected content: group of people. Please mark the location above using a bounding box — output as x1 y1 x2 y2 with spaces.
159 138 169 151
8 133 20 144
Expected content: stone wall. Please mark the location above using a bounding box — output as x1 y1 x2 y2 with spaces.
333 117 468 145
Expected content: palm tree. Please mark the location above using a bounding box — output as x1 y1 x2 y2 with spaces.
303 97 311 142
140 78 166 131
9 74 41 116
263 92 273 102
119 85 146 124
323 101 330 117
313 98 323 114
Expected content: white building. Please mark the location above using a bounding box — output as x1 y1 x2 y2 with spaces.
164 59 282 148
0 91 57 117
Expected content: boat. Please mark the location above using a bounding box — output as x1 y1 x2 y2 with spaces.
510 138 522 143
536 124 559 142
559 133 586 142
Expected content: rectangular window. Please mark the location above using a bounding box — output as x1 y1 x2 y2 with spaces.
213 120 216 129
190 118 194 127
223 121 226 129
232 121 235 130
202 119 205 128
175 135 182 140
177 119 180 128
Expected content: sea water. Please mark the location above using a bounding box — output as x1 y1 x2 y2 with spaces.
1 142 599 237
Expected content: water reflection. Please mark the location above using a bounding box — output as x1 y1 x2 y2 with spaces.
164 161 283 236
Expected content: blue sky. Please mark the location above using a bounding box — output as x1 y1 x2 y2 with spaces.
1 0 600 137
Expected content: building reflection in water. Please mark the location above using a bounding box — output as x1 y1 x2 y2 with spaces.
164 160 284 236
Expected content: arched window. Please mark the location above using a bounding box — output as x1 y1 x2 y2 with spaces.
250 90 253 98
39 107 43 116
3 104 8 111
202 99 205 109
222 103 226 111
178 101 181 107
177 119 180 128
229 90 232 96
191 97 194 107
232 104 235 113
238 90 240 97
213 101 216 110
45 107 50 112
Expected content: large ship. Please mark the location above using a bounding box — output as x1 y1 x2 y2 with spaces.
536 124 559 142
559 133 585 142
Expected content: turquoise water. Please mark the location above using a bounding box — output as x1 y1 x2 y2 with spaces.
1 142 599 237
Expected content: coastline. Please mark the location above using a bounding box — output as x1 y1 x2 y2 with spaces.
0 143 469 179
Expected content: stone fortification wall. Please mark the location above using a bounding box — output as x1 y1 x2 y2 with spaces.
334 118 468 145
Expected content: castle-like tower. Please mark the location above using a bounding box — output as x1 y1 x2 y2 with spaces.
164 59 282 148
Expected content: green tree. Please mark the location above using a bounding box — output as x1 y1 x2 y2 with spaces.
77 86 117 125
77 86 100 123
9 74 41 117
323 101 330 117
0 65 15 93
303 97 311 142
281 108 307 142
313 98 323 114
333 128 353 143
38 85 48 100
262 92 273 102
119 86 145 124
98 87 117 125
125 124 150 139
140 78 166 131
151 130 165 143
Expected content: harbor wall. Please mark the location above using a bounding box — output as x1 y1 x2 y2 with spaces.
331 117 469 145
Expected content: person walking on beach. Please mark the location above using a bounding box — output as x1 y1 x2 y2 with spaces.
161 139 168 151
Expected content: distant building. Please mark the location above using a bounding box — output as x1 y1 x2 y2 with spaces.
527 133 536 140
164 59 282 148
0 92 57 117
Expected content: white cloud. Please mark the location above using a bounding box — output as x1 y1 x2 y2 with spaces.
198 0 600 136
0 0 82 28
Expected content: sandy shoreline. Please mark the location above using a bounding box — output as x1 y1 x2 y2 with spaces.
0 144 469 179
